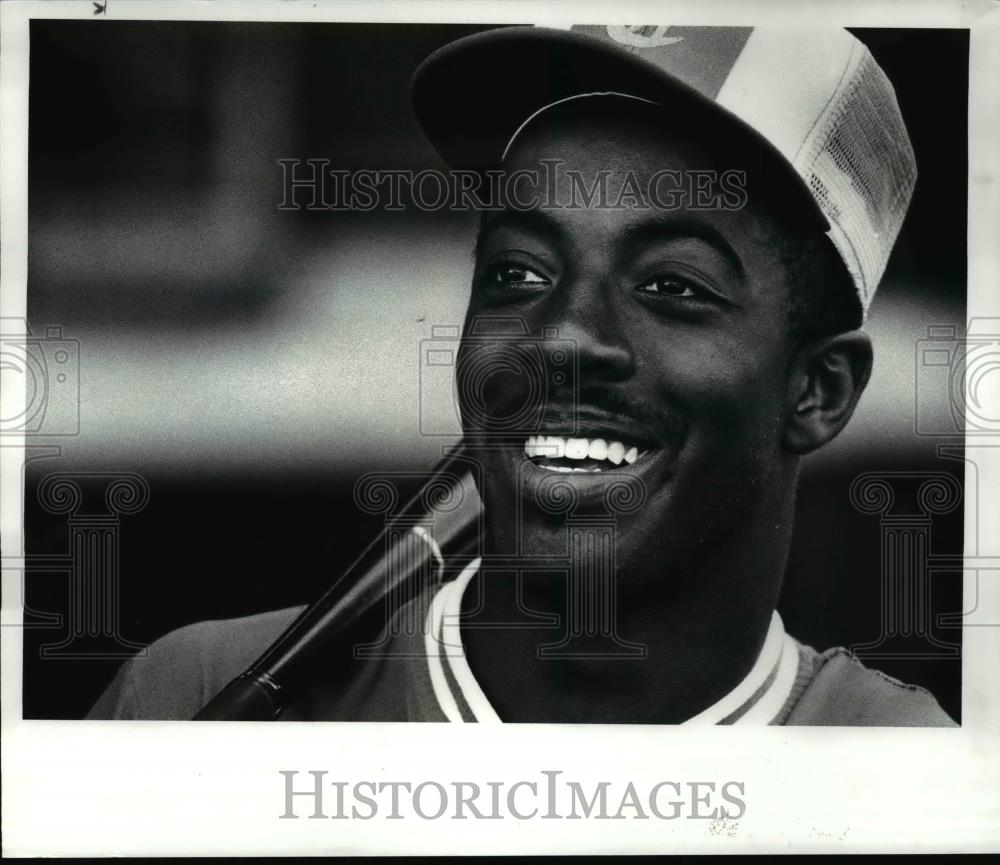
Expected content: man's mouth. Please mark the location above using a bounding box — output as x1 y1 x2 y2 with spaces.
522 435 650 473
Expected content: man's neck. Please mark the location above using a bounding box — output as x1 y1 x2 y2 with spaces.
458 515 790 724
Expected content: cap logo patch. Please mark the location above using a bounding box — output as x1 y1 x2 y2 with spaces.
605 25 683 48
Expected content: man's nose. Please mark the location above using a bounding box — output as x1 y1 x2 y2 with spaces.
541 276 635 382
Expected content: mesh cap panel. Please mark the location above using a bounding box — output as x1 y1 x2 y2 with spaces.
798 46 917 311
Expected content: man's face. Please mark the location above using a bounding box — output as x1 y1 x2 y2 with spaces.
458 101 799 580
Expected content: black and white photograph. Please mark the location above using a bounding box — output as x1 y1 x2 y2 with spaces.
2 0 999 856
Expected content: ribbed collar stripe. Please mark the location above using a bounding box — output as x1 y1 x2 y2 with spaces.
425 558 795 725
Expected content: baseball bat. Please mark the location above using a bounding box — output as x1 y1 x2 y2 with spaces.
192 445 480 720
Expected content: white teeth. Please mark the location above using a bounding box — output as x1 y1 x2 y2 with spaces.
587 439 608 461
606 441 625 465
523 435 648 467
545 435 565 458
565 438 588 459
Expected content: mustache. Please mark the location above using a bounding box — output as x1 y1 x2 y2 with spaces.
477 380 691 448
574 385 690 445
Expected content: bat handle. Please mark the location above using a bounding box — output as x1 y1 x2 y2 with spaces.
192 671 284 721
189 443 480 721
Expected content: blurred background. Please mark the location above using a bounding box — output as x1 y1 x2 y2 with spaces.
22 22 967 720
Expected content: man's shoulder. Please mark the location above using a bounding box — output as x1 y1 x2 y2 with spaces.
87 606 304 720
157 606 305 657
785 641 957 727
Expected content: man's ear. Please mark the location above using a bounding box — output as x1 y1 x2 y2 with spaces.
783 331 873 454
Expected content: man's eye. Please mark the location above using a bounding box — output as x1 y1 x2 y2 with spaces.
490 263 549 287
635 276 699 298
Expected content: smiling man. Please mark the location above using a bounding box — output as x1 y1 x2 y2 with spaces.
88 25 956 725
448 97 849 725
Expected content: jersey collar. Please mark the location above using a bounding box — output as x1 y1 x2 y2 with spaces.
424 557 798 724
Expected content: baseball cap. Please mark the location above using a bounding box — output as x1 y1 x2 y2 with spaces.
411 25 917 314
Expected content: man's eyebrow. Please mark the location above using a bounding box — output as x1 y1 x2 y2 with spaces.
473 209 567 260
473 209 746 279
619 215 745 278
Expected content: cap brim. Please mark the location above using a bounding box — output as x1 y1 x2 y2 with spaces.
410 26 827 227
415 28 759 166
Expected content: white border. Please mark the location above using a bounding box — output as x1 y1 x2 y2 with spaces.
2 0 999 855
